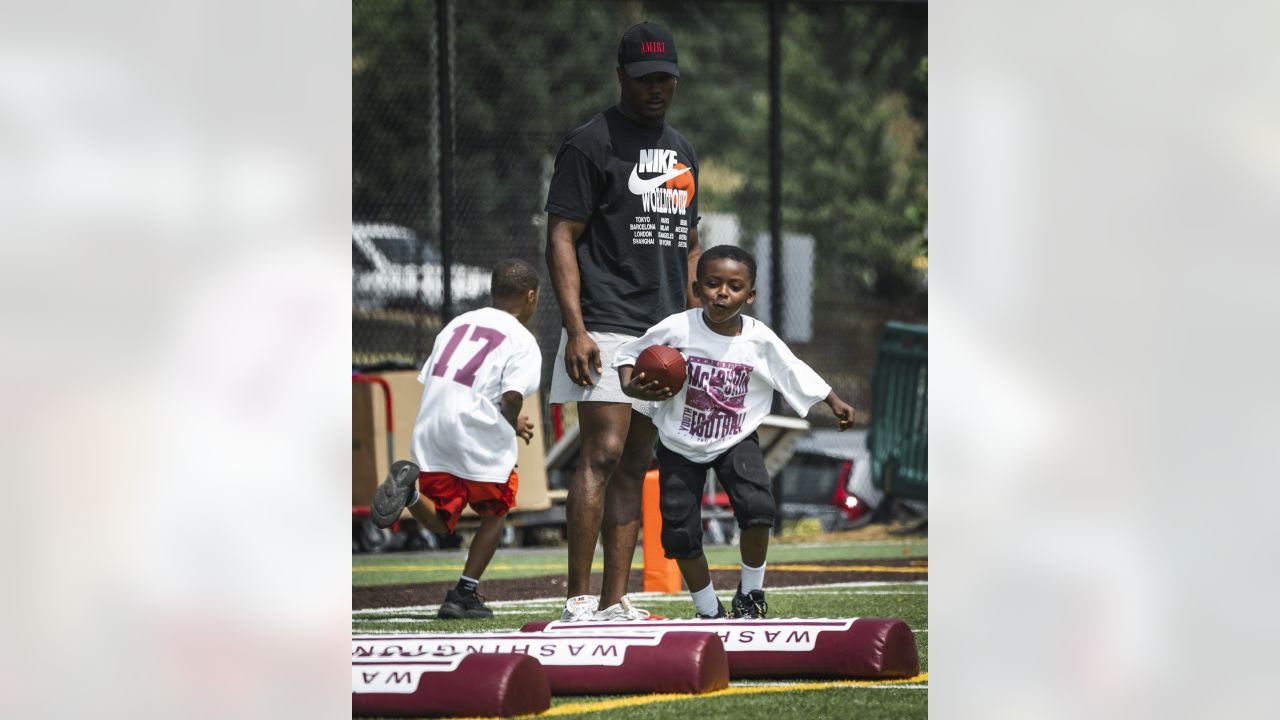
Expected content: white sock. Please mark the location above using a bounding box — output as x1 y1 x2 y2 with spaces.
457 575 479 594
690 582 720 616
740 561 766 594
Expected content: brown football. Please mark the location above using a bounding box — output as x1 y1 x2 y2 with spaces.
634 345 687 393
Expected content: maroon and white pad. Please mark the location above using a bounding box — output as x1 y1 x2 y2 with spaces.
353 631 728 695
521 617 919 680
351 652 549 717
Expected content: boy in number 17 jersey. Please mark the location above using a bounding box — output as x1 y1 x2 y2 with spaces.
370 259 543 620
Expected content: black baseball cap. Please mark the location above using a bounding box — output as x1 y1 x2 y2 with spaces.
617 22 679 79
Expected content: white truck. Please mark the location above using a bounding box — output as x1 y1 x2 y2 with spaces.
352 222 490 311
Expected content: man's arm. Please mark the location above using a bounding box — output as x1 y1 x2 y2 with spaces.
545 214 602 386
685 224 702 308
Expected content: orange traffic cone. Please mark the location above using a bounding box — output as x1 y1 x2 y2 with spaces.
642 468 682 593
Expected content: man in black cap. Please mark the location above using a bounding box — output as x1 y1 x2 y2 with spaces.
544 21 701 621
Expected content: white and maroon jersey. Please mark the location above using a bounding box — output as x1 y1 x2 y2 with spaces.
411 307 541 482
614 309 831 464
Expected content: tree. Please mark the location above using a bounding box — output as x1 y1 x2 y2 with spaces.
353 0 440 238
353 0 927 295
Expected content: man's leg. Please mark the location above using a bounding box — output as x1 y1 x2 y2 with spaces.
565 402 632 598
599 411 658 608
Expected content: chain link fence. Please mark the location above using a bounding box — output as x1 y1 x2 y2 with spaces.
353 0 927 428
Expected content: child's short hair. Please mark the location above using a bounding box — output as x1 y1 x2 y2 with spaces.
696 245 757 287
491 258 539 299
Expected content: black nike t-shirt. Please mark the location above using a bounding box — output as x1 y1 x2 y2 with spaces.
545 105 700 336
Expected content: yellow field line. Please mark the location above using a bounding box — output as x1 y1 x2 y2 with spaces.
353 563 926 574
530 673 929 718
353 563 584 573
707 564 928 574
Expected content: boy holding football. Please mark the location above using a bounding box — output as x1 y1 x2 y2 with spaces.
369 259 542 620
614 245 854 619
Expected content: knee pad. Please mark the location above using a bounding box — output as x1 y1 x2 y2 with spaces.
659 492 703 558
661 526 701 557
724 444 776 527
733 486 775 529
744 490 776 524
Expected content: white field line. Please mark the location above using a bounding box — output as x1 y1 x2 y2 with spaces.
759 579 927 591
355 601 555 616
360 608 913 620
357 607 928 622
734 681 928 689
354 622 926 636
353 579 929 615
350 604 555 617
766 590 928 596
350 604 560 617
758 541 927 549
549 591 926 604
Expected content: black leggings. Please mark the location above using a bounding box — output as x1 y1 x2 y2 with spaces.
655 433 776 560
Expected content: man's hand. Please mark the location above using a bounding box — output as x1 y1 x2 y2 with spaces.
545 215 597 386
516 415 534 444
619 366 674 401
564 331 602 386
825 391 855 431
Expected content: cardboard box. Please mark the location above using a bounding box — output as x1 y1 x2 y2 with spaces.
352 371 551 515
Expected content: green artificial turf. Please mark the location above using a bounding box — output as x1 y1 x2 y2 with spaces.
354 538 927 718
547 684 927 720
352 538 926 588
353 546 580 586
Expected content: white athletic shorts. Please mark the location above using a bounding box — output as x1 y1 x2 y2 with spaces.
548 329 660 418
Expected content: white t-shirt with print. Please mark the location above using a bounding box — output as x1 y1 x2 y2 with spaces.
410 307 542 482
614 309 831 464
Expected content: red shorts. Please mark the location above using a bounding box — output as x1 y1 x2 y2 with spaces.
418 470 519 532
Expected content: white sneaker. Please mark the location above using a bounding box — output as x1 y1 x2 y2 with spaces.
592 595 652 621
560 595 599 621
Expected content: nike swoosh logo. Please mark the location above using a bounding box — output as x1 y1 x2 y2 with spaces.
628 164 691 195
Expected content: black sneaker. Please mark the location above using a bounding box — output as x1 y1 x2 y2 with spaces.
371 460 420 529
437 589 494 620
731 588 768 619
695 601 727 619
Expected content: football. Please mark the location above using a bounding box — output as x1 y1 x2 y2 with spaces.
634 345 687 393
